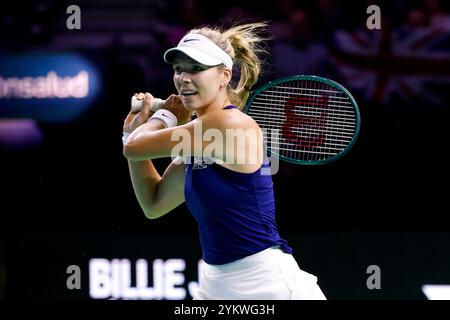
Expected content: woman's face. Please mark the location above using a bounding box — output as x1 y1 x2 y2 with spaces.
173 54 229 112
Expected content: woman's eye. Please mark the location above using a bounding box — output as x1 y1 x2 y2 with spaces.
173 65 204 74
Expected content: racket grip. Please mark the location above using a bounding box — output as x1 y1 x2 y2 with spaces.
131 96 165 112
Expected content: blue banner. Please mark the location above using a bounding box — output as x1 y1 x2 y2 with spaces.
0 52 101 122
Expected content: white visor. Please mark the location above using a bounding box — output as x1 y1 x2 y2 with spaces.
164 33 233 69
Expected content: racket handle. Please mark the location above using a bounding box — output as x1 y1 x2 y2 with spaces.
131 96 165 112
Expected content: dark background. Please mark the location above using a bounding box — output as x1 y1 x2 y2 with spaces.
1 0 449 300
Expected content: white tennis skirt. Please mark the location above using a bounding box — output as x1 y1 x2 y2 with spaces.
194 246 326 300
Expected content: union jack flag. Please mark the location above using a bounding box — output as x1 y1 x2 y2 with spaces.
329 22 450 107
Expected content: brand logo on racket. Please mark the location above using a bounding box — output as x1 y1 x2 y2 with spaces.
283 95 328 149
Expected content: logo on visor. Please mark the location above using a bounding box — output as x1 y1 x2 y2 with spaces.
183 38 200 43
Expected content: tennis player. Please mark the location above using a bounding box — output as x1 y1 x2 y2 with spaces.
122 22 326 300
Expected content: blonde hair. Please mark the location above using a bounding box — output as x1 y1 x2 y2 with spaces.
188 22 270 108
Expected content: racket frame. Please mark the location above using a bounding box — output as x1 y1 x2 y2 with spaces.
242 75 361 165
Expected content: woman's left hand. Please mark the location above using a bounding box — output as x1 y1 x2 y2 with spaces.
162 94 193 125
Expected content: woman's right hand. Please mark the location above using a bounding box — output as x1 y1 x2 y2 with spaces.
123 92 154 133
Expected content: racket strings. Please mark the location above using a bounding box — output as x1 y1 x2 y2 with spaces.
247 79 358 162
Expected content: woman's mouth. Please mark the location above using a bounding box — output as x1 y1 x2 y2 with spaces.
181 90 198 97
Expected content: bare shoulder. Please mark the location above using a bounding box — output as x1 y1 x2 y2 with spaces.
201 108 261 132
200 108 264 174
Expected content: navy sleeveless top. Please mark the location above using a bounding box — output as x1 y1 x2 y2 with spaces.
184 105 292 265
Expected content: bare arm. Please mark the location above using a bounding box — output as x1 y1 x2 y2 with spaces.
123 111 264 173
128 157 186 220
126 120 186 220
123 93 192 219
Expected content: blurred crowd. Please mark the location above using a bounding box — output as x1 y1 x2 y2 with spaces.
1 0 448 98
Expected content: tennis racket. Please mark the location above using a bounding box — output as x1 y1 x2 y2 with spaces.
242 75 361 165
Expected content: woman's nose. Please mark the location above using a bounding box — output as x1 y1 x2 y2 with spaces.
179 72 192 83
